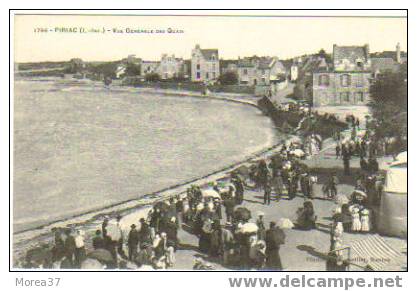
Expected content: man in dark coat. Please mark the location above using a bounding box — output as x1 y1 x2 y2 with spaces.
64 229 76 266
224 194 235 223
52 229 65 262
342 148 351 175
127 224 140 260
265 222 285 270
138 218 152 246
92 229 105 250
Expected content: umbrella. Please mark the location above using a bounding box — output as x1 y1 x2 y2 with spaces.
234 207 252 222
202 189 221 199
277 218 294 229
88 249 114 264
335 195 349 205
105 223 122 241
353 190 367 198
81 258 105 269
237 222 259 234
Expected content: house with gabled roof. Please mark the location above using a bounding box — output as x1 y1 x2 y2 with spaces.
312 44 372 107
191 44 220 83
237 56 286 86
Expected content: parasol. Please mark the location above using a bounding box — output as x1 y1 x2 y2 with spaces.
237 222 259 234
277 218 294 229
334 194 349 205
352 190 367 198
202 189 221 199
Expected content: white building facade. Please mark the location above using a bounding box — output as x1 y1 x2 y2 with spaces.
191 44 220 83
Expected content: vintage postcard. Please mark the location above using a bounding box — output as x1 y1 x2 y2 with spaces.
11 11 407 272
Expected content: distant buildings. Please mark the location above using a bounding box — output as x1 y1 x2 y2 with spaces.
191 44 220 82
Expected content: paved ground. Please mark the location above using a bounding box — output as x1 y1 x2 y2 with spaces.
170 149 406 271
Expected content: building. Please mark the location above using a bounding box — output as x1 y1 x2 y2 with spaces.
158 54 186 79
312 44 372 107
237 56 286 86
140 61 160 76
191 44 220 83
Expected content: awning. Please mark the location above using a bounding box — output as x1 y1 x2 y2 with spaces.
349 235 406 271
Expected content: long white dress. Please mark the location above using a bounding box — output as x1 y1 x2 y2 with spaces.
361 214 370 232
351 212 362 232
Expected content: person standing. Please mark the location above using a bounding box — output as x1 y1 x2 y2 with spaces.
64 229 76 267
224 194 235 223
263 174 272 205
265 222 285 270
342 148 351 176
335 143 341 159
127 224 140 261
74 230 86 268
92 229 105 250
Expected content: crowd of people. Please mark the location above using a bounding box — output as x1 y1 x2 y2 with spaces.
19 112 391 271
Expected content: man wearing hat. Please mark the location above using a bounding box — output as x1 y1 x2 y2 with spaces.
127 224 140 261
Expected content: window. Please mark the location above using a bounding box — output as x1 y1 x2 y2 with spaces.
356 77 364 87
196 72 200 79
206 72 209 79
318 74 330 86
340 74 351 87
357 61 363 68
340 92 350 102
261 69 265 75
243 68 248 75
196 64 200 70
212 63 216 70
212 72 216 78
211 55 216 61
261 77 266 84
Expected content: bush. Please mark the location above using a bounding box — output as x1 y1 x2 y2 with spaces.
218 71 238 85
145 73 160 82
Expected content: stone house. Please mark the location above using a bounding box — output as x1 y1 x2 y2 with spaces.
158 54 187 79
140 61 160 76
191 44 220 83
237 56 286 86
312 44 372 107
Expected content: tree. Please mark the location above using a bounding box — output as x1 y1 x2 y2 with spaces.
369 63 407 140
218 71 238 85
145 72 160 82
124 63 141 76
317 49 332 64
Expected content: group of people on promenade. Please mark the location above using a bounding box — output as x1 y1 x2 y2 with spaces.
19 109 392 271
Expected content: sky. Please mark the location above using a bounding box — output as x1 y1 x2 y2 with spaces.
14 14 407 62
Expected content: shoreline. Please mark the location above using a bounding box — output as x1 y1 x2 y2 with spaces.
12 84 288 262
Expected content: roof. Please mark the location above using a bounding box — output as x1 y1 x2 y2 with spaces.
333 45 369 64
371 57 400 72
200 49 219 60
